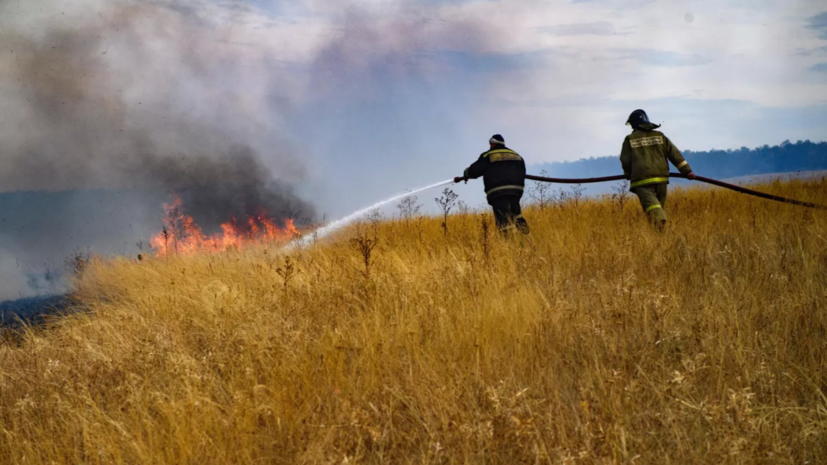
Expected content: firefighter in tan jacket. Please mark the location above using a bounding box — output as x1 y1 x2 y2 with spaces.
620 109 696 230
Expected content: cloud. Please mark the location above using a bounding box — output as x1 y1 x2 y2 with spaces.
617 49 712 67
538 21 627 36
796 45 827 57
808 11 827 40
424 50 554 73
811 63 827 73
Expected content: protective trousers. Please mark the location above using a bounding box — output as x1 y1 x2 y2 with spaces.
632 184 668 224
489 195 529 234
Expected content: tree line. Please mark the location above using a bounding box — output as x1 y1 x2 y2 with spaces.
533 140 827 180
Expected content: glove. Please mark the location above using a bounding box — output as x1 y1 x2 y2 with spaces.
454 176 467 184
687 171 696 180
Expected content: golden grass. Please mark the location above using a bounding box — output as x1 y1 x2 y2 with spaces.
2 178 827 464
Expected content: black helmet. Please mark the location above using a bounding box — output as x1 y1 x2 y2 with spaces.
489 134 505 145
625 109 660 129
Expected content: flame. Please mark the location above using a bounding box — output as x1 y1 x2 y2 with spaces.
150 197 299 256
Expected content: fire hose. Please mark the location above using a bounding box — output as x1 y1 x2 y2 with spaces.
455 173 827 210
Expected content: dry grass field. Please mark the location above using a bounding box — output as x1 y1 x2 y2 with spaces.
1 178 827 464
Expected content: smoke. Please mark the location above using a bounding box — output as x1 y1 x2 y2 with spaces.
0 0 506 300
292 8 505 214
0 0 502 219
0 0 324 300
0 1 312 229
144 147 314 229
307 10 496 100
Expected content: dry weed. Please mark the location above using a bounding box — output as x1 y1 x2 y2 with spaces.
1 179 826 464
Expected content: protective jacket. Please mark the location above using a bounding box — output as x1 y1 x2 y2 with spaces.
620 128 692 189
464 146 526 202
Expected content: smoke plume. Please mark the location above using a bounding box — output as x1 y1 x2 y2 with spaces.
0 0 502 300
0 1 313 231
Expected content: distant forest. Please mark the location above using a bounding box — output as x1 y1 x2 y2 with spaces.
533 140 827 180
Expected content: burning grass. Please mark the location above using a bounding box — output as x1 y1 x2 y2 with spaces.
2 178 827 463
150 197 300 256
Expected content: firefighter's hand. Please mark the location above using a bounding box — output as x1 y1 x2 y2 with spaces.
454 176 467 184
687 171 696 180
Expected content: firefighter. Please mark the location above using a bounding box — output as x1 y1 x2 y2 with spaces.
620 109 696 230
455 134 529 234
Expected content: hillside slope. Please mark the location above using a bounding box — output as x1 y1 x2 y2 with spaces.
2 179 827 464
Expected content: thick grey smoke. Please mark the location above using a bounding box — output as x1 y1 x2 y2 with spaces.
0 1 312 230
0 0 504 301
145 147 314 229
0 0 319 299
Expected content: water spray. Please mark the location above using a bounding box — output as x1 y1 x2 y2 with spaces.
289 170 826 250
292 179 455 248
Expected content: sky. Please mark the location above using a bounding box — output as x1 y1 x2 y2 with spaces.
0 0 826 297
2 0 826 213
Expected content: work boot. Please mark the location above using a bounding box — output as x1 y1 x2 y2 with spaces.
516 218 530 235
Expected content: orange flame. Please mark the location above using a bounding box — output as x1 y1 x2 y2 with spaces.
150 197 299 256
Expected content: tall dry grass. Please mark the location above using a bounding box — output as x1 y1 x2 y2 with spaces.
2 178 827 464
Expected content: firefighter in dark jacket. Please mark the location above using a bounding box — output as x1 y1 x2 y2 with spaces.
455 134 529 234
620 109 696 230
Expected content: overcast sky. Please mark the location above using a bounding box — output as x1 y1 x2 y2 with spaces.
2 0 827 217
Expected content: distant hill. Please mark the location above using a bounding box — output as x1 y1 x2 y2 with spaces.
532 140 827 180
